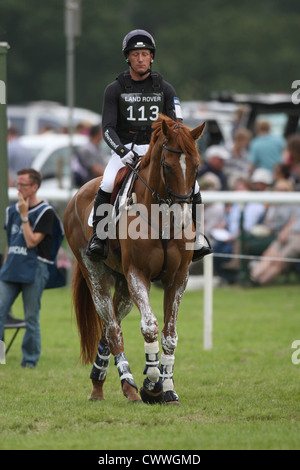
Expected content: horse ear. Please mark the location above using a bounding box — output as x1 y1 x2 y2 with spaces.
162 118 171 139
190 122 206 141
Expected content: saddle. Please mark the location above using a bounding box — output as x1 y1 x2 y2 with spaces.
111 159 141 211
88 160 141 229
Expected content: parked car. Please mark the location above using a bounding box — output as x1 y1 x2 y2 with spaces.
18 133 108 189
7 101 101 135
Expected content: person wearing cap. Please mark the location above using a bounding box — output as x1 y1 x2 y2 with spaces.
86 29 211 261
250 168 273 190
197 145 230 191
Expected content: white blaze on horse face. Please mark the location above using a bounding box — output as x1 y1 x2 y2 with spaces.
179 154 187 191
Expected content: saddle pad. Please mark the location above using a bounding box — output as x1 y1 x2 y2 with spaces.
88 171 136 227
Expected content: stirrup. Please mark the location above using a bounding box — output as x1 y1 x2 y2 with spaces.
86 233 109 260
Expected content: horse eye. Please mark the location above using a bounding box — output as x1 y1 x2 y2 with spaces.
164 163 173 172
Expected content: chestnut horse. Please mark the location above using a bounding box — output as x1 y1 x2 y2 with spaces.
63 115 205 405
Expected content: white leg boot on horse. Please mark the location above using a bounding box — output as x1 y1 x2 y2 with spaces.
115 352 141 403
160 353 179 405
140 341 164 404
89 338 111 401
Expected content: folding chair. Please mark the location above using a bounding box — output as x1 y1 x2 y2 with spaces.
3 312 26 354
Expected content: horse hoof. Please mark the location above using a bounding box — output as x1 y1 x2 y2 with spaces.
89 379 105 400
127 398 143 404
164 400 180 406
163 390 180 406
140 378 164 405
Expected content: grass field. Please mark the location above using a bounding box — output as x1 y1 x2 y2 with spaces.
0 281 299 450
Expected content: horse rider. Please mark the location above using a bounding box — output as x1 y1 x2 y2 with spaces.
86 29 212 261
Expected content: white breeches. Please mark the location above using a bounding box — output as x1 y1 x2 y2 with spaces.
100 143 200 194
100 144 149 193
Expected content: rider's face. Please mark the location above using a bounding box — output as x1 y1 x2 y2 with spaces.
128 49 153 77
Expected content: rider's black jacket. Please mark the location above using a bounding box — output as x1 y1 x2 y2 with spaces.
102 70 179 157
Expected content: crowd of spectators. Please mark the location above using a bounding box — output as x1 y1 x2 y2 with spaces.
6 116 300 286
198 121 300 286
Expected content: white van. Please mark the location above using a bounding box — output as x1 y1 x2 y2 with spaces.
7 101 101 135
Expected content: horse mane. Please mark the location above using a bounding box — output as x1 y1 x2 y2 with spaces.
140 114 199 170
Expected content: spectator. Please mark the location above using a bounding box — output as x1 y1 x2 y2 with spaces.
248 120 285 173
212 178 266 283
286 134 300 190
224 128 252 189
7 126 33 186
198 173 225 243
0 168 64 368
251 167 273 191
273 162 292 184
250 205 300 285
197 145 230 190
72 124 107 187
227 178 297 274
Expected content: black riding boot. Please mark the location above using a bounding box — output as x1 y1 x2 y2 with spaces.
192 191 213 262
86 188 112 259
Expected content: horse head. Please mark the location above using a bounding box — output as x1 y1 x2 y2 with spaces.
153 115 206 205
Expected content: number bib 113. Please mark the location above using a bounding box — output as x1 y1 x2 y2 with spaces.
119 93 164 126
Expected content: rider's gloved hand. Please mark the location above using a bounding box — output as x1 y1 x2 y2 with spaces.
121 149 139 165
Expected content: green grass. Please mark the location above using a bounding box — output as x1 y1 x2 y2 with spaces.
0 283 299 450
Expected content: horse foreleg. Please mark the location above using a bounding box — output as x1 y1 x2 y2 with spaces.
160 271 189 405
127 268 163 403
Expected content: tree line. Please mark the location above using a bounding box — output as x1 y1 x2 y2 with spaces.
0 0 299 113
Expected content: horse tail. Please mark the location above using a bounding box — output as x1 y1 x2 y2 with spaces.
72 259 103 364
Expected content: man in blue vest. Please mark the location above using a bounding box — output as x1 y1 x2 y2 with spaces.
0 168 64 368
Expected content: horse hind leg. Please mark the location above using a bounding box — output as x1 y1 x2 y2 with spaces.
114 352 141 402
113 273 141 403
89 338 111 401
82 255 139 403
88 334 141 403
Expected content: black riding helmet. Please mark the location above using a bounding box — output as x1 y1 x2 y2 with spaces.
122 29 156 59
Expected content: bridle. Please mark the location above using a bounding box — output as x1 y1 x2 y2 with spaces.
161 141 195 205
127 140 196 207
